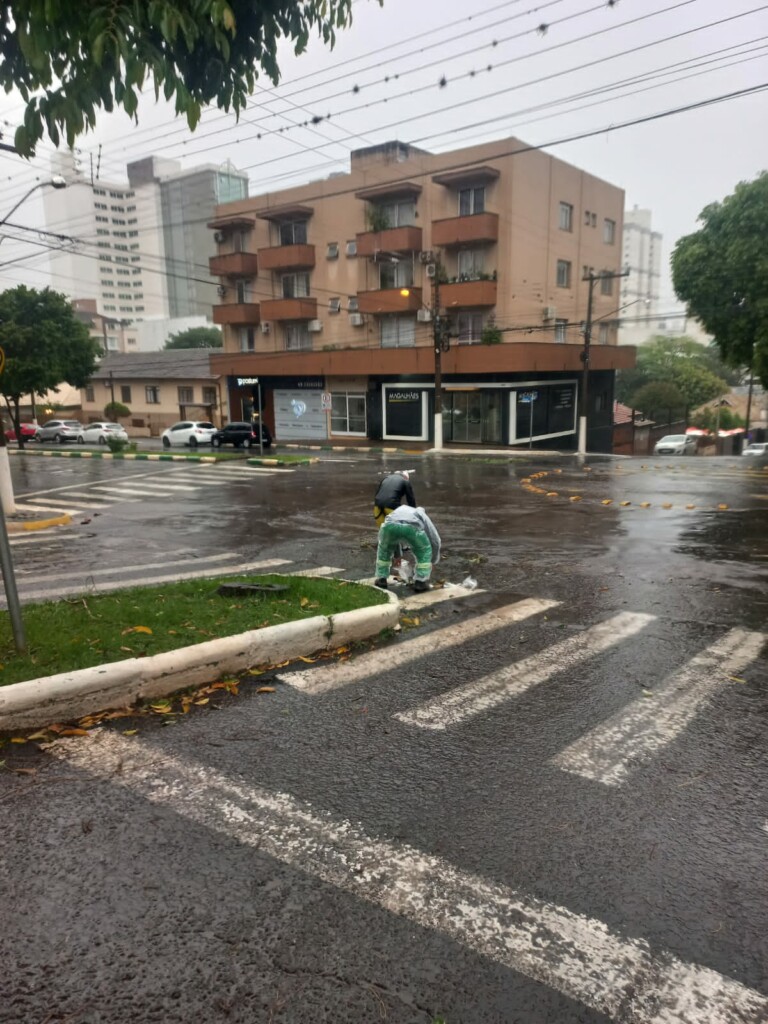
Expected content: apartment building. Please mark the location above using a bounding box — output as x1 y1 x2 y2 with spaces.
209 138 635 451
618 206 663 347
45 152 248 323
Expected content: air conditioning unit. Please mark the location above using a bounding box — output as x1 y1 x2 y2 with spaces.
417 308 433 323
260 322 271 335
307 319 323 333
214 231 226 243
425 263 437 278
328 298 341 313
217 285 227 297
326 242 339 260
542 306 556 322
349 313 364 327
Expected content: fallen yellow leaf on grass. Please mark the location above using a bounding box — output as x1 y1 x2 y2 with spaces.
300 596 309 608
122 626 153 636
257 686 276 694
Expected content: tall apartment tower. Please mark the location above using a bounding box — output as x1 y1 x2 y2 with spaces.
44 151 248 328
618 206 662 346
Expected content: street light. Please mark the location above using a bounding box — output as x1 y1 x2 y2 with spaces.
0 176 67 240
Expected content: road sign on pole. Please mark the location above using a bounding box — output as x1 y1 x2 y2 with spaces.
518 391 539 449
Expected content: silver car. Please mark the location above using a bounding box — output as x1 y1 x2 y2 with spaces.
77 421 129 445
36 419 83 444
653 434 698 456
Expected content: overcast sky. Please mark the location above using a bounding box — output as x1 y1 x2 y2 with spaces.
1 0 766 308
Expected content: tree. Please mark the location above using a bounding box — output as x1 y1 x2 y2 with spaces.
164 326 222 350
0 286 101 449
105 401 131 420
628 382 686 423
691 406 744 432
672 173 768 388
2 1 369 157
615 336 728 410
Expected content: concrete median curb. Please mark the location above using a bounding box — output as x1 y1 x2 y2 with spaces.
0 590 399 731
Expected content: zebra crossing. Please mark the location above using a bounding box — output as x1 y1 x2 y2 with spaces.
17 462 293 514
278 596 766 789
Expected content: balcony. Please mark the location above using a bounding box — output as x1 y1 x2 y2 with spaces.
212 302 261 325
431 212 499 247
257 243 316 272
357 287 423 315
209 252 259 277
260 297 318 321
355 225 423 258
439 279 497 308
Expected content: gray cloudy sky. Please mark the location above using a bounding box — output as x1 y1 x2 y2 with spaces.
1 0 766 305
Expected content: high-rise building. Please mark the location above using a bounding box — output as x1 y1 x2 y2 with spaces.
44 152 248 323
208 137 636 452
618 206 662 346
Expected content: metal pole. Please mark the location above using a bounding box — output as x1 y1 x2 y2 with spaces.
529 397 534 450
0 506 25 652
432 265 444 451
578 273 595 456
257 380 263 456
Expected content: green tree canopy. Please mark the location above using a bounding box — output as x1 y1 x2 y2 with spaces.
2 0 368 156
629 381 687 422
105 401 131 419
0 286 101 446
615 335 728 410
672 172 768 387
164 325 222 350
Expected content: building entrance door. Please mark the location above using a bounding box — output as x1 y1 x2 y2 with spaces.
443 390 502 444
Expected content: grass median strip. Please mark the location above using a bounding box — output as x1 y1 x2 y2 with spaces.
0 574 387 687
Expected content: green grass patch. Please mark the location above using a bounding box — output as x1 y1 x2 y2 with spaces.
0 574 387 687
247 454 316 466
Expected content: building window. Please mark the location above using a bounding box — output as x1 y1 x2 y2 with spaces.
284 321 311 351
457 248 485 281
328 297 341 313
178 386 194 404
600 274 613 296
604 218 616 244
345 240 357 257
145 386 160 404
591 212 597 227
555 318 568 343
282 272 310 298
279 220 308 245
598 324 610 344
458 187 485 216
556 260 572 288
584 210 591 226
380 315 415 348
454 311 484 343
331 392 366 435
348 296 359 312
326 242 339 260
240 327 255 352
559 202 573 231
379 260 413 290
374 199 416 228
202 387 217 407
85 385 95 403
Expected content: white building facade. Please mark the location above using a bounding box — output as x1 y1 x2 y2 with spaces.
618 206 662 347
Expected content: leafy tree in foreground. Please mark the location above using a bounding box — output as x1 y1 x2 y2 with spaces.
164 326 222 350
0 286 101 448
672 172 768 387
2 0 370 156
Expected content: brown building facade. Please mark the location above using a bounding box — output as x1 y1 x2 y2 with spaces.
209 138 635 450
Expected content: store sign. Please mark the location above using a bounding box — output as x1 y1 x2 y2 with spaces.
274 389 326 440
236 376 259 386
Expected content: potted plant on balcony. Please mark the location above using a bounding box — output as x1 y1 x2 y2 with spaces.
481 316 502 346
366 206 391 233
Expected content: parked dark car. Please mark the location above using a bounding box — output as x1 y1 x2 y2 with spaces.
211 421 272 450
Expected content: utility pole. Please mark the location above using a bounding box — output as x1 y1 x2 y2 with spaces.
428 253 451 451
578 267 630 456
109 371 115 409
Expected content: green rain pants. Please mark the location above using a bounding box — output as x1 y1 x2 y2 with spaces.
375 521 433 582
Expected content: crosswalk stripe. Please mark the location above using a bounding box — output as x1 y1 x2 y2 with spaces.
81 486 143 500
396 612 656 731
279 599 558 696
51 732 768 1024
24 496 110 510
4 558 292 605
401 585 485 610
287 566 344 577
15 551 239 585
121 482 200 492
552 628 765 786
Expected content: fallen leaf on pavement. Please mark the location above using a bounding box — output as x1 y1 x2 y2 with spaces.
59 727 90 737
728 676 746 684
122 730 138 736
257 686 276 694
10 737 27 744
13 767 37 776
194 698 210 706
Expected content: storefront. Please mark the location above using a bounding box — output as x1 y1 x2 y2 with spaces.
227 375 327 442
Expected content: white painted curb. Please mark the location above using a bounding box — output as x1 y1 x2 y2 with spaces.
0 592 399 731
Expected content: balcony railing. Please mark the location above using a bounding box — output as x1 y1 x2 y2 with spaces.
355 225 423 258
438 279 497 308
212 302 261 325
209 252 259 277
431 212 499 247
257 244 316 272
260 297 318 321
357 287 423 315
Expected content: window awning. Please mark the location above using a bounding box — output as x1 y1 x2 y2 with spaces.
354 181 423 202
432 166 500 188
207 216 256 230
256 203 314 221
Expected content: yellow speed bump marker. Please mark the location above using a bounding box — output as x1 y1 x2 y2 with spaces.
717 503 729 510
662 503 673 509
601 499 613 505
620 501 631 507
546 491 559 497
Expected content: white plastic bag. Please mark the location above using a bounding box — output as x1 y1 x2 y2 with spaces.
460 575 478 590
397 561 413 582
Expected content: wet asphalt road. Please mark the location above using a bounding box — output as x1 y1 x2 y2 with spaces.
1 451 767 1024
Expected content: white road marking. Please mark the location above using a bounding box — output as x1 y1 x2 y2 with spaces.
76 486 143 500
396 612 656 731
50 732 768 1024
287 566 344 577
117 481 200 493
401 585 486 610
22 496 110 511
553 628 765 786
3 558 291 605
15 551 239 584
280 599 558 696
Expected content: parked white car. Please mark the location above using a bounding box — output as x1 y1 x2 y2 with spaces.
35 419 83 443
161 420 216 448
653 434 698 456
742 442 767 458
77 422 129 445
